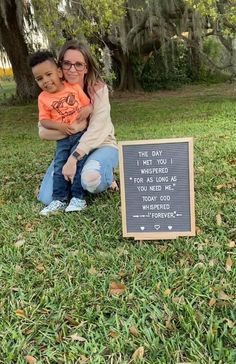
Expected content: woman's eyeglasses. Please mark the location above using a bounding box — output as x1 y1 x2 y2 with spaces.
61 61 86 71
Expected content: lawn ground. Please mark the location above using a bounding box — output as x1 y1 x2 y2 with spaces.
0 83 236 363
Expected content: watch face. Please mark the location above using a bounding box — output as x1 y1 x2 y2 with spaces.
72 151 80 160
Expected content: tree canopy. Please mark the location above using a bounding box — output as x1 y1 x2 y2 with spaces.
1 0 236 99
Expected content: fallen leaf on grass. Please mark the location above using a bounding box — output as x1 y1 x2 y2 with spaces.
225 256 233 271
199 254 205 261
56 332 64 343
172 296 185 304
225 319 234 328
228 240 235 248
216 214 222 226
216 181 236 189
228 158 236 165
70 333 86 342
131 346 144 361
218 291 231 300
78 356 89 364
156 244 168 253
208 298 216 307
24 223 35 232
15 309 26 318
14 239 25 247
15 265 22 273
36 264 45 272
156 282 161 292
129 326 139 337
195 226 202 235
163 288 171 297
23 328 34 335
118 270 127 278
34 186 40 197
88 266 97 275
25 356 37 364
208 259 217 267
165 318 175 331
109 282 126 296
109 331 119 338
65 315 80 326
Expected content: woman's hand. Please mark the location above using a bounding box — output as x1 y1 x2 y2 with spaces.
76 104 93 123
62 156 77 183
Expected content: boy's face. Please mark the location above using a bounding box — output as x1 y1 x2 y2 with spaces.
32 60 63 93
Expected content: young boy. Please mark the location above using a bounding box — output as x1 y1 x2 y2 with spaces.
29 50 91 215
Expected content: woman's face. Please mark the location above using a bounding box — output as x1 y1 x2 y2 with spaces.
61 49 87 86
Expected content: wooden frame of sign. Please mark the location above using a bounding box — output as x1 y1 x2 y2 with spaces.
118 138 195 240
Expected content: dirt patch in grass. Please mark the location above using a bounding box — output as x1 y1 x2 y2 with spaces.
111 82 236 100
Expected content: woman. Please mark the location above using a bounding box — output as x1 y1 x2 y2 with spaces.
38 40 118 206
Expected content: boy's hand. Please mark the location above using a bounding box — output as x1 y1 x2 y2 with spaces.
57 123 75 135
69 119 88 134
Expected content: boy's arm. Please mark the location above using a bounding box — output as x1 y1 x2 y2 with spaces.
40 119 72 134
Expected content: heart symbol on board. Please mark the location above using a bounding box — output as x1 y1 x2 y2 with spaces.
168 226 173 230
140 226 145 231
154 225 160 230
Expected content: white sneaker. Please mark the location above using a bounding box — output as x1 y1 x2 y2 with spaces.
65 197 87 212
40 200 67 216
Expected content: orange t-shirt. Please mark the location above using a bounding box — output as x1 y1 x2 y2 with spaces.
38 82 90 125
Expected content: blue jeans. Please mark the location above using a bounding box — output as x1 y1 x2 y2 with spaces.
38 146 119 206
53 133 86 201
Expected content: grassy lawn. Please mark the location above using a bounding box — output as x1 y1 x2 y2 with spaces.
0 80 16 101
0 83 235 363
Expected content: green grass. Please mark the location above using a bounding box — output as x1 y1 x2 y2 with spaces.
0 80 16 101
0 83 236 363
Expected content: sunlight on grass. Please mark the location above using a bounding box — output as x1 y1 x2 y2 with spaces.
0 84 236 363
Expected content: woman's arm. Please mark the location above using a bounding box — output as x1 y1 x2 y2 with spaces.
62 84 115 183
38 119 88 141
74 85 114 155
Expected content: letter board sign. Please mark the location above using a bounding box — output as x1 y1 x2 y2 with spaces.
118 138 195 240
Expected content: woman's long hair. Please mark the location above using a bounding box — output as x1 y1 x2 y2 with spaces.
58 40 103 97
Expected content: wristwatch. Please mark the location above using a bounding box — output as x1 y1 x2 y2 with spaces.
72 150 81 161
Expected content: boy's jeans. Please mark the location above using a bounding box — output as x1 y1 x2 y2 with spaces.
53 133 86 201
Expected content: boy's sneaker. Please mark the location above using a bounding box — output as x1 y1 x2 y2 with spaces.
40 200 67 216
65 197 87 212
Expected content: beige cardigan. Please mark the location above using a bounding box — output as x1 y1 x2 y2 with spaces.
76 84 117 154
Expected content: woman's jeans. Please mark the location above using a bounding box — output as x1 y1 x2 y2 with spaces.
38 146 119 206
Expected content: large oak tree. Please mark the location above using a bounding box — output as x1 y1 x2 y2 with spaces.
0 0 39 99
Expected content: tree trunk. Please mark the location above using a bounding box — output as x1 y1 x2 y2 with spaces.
116 54 139 91
0 0 39 100
188 26 202 81
231 38 236 78
112 48 141 91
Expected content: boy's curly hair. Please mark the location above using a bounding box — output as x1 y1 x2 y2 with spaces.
28 50 57 68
